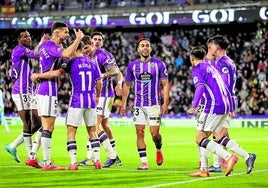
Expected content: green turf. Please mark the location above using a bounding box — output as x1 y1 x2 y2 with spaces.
1 123 267 188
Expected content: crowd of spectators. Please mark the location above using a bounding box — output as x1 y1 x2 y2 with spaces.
0 21 267 117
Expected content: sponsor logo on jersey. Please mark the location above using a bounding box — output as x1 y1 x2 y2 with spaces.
139 72 152 83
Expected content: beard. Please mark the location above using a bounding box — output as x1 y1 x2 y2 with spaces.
60 37 66 44
141 54 149 59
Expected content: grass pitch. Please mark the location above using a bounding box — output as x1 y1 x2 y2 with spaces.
1 121 268 188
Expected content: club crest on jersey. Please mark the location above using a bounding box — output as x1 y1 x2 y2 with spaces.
222 67 229 73
107 59 115 64
150 62 155 67
139 72 152 82
61 62 67 68
193 76 198 84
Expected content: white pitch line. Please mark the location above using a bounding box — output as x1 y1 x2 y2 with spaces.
138 169 268 188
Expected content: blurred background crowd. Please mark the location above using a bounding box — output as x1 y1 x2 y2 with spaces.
0 1 267 117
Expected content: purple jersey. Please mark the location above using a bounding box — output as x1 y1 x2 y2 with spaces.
64 56 101 108
11 45 38 94
199 57 216 105
93 49 117 97
36 40 64 97
211 55 237 111
191 62 230 115
125 57 168 107
204 57 214 65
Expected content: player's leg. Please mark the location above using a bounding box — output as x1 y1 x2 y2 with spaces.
26 104 43 168
98 117 117 167
136 124 148 170
191 114 238 177
148 105 163 166
134 107 148 170
66 125 78 170
19 110 33 156
85 108 101 169
37 95 64 170
66 107 84 170
5 94 31 163
209 118 230 172
97 97 117 167
5 133 23 163
214 128 256 174
26 127 43 168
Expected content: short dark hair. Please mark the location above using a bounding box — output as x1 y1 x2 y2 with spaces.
211 35 230 50
190 46 206 60
206 36 214 45
90 32 104 40
81 35 91 45
51 22 68 32
14 29 27 40
136 38 150 50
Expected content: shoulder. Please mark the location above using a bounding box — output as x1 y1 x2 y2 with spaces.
42 40 54 46
101 48 113 56
218 55 233 64
96 49 106 55
128 59 139 67
103 49 115 59
193 63 208 73
13 45 26 53
42 40 60 49
151 57 166 66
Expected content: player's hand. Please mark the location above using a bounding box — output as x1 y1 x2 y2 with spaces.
228 111 236 118
115 84 122 96
120 106 126 116
31 74 39 83
161 103 168 115
40 33 50 43
187 107 196 115
73 28 84 40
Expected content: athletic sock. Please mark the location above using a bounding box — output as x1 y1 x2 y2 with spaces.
110 139 117 152
199 147 209 171
41 130 52 165
30 129 42 159
99 131 116 159
23 132 33 156
86 139 93 160
213 153 221 168
91 138 101 162
220 136 249 159
67 140 77 165
138 148 147 163
200 138 231 161
10 133 24 148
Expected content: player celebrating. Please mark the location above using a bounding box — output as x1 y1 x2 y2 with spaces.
31 40 102 170
35 22 84 170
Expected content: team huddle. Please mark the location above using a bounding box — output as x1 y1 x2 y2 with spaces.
4 22 256 176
